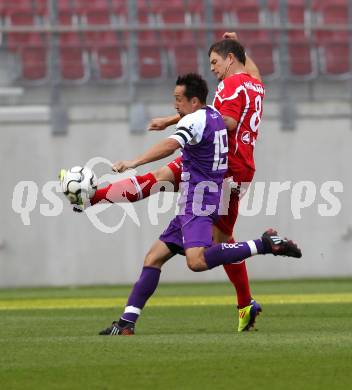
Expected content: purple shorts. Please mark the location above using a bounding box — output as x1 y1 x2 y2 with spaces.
159 214 215 255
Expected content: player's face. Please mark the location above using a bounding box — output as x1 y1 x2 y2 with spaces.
209 51 231 81
174 85 194 117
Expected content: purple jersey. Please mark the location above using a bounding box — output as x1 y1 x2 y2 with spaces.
160 106 228 253
169 105 228 217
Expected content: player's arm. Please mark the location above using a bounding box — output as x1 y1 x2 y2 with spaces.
148 114 181 131
222 115 238 132
243 53 261 82
223 32 262 82
113 138 180 173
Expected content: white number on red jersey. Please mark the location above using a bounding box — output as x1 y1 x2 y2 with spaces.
250 95 262 133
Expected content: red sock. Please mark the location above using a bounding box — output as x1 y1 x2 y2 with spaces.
223 238 252 308
90 173 157 205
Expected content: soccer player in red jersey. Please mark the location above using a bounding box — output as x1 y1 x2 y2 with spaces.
63 33 265 332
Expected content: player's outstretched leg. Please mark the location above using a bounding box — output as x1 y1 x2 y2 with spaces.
59 164 177 211
59 168 159 211
261 229 302 257
187 229 302 272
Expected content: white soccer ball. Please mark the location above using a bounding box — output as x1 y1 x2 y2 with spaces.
62 166 97 204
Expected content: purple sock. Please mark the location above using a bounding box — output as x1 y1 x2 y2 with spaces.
204 239 266 270
120 266 161 324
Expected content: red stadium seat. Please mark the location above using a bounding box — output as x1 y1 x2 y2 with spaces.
288 43 315 76
159 5 195 45
74 0 110 13
313 0 350 76
136 11 164 79
138 46 164 79
33 0 48 15
110 0 128 16
57 0 74 13
187 0 205 47
319 44 350 76
225 0 274 56
314 0 348 42
230 1 276 80
211 0 238 13
7 9 35 25
213 5 226 41
59 47 88 81
246 42 276 78
83 9 117 47
58 11 87 82
20 46 47 81
172 44 199 75
58 9 77 26
136 0 150 13
228 1 263 42
266 0 316 77
183 0 204 20
9 0 33 12
75 0 123 80
57 6 85 80
95 46 124 80
234 2 261 23
287 2 315 77
7 11 45 51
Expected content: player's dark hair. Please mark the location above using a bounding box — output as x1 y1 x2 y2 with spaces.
176 73 208 104
208 39 246 65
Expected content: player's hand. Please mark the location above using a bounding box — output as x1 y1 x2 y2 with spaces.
148 117 169 131
223 32 238 41
112 160 136 173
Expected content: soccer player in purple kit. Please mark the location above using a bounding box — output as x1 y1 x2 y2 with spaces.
99 73 301 336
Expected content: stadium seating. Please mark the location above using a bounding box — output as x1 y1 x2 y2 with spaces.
0 0 350 82
269 0 317 77
93 45 124 80
5 4 47 81
81 6 124 81
58 11 88 82
287 2 316 77
59 42 88 82
225 2 277 78
7 9 41 50
156 1 205 76
313 0 350 76
136 10 164 79
20 46 47 80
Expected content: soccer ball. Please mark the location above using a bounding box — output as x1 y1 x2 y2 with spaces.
62 166 97 205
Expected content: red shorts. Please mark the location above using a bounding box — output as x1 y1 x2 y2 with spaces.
167 157 255 237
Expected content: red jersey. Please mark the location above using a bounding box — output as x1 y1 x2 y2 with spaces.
213 73 265 174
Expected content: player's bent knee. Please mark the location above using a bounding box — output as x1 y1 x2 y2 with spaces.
144 251 161 268
187 262 202 272
186 256 205 272
152 166 175 184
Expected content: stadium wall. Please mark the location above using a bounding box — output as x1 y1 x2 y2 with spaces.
1 103 351 287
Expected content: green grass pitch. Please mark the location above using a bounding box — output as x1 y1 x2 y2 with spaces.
0 279 352 390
